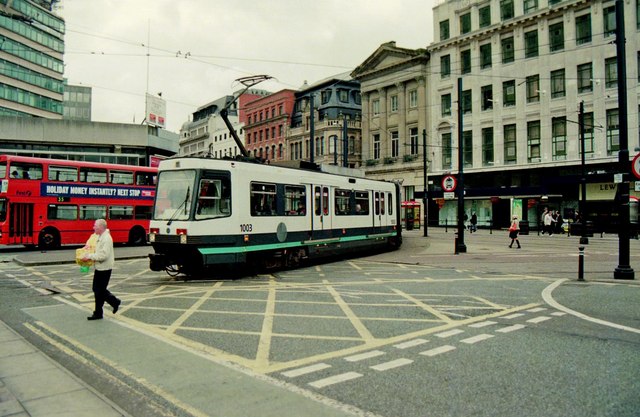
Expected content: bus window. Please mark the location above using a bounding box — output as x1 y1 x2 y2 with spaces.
109 206 134 220
355 191 369 215
136 172 156 186
134 205 152 220
110 170 134 185
47 204 77 220
0 163 6 179
80 168 107 183
80 205 107 220
250 182 276 216
334 189 351 215
0 199 6 222
49 166 78 182
11 163 42 180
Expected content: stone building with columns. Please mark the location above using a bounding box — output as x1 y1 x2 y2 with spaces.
351 41 431 204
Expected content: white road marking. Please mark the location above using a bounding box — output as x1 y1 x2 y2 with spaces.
393 339 429 349
309 372 363 388
542 279 640 335
370 358 414 371
460 334 494 344
419 345 456 357
550 311 567 317
526 307 547 313
344 350 385 362
281 363 331 378
496 324 526 333
527 316 552 324
468 320 497 328
434 329 464 338
502 313 525 319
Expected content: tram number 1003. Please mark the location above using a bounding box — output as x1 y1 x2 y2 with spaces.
240 224 253 233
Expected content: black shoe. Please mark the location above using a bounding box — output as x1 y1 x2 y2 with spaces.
112 299 121 314
87 315 103 321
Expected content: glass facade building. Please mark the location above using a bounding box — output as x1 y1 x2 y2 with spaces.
0 0 64 118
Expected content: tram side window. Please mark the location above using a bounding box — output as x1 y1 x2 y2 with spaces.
136 172 157 186
335 189 351 215
80 168 107 184
11 162 42 180
80 205 107 220
110 170 134 185
135 206 152 220
196 178 231 219
49 166 78 182
250 182 276 216
284 185 306 215
354 191 369 215
109 206 134 220
47 204 77 220
388 192 393 215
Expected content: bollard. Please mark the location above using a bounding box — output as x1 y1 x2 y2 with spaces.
577 246 585 281
454 232 458 254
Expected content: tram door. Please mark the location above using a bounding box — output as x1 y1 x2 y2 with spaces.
373 191 389 229
312 185 332 233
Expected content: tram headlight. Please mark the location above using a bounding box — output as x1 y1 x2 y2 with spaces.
177 228 188 244
149 233 155 243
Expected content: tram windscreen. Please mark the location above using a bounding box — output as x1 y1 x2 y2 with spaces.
153 170 195 221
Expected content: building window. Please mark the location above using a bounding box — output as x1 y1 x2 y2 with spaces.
550 69 566 98
527 121 541 162
523 0 538 14
409 90 418 108
372 99 380 115
576 14 591 45
637 0 640 30
390 95 398 112
526 75 540 103
482 127 494 166
462 89 472 114
338 90 348 102
582 112 595 155
577 63 593 93
501 36 514 63
391 131 399 158
503 80 516 106
441 94 452 116
606 109 620 155
409 127 419 155
463 130 473 167
442 132 452 169
504 124 517 164
441 54 451 78
500 0 514 20
605 57 618 88
479 5 491 28
461 50 471 74
440 19 450 41
481 85 493 110
549 22 564 52
524 29 538 58
480 43 492 69
552 117 567 161
373 134 381 159
460 12 471 34
604 6 616 37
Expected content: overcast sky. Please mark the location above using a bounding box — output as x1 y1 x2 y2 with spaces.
60 0 435 133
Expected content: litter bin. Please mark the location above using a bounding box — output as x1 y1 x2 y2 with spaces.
518 220 529 235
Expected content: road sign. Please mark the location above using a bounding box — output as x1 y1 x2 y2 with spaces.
632 153 640 179
442 175 457 192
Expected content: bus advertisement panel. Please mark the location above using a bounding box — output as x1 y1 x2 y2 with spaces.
0 155 157 249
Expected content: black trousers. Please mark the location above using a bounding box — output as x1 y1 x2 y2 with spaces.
92 269 118 317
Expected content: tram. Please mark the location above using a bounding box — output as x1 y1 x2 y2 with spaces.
148 157 402 275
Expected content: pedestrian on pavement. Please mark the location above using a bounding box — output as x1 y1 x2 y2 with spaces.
82 218 121 320
508 215 521 248
470 212 478 233
543 210 554 236
540 208 548 234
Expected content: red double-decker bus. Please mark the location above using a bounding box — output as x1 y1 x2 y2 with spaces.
0 155 157 249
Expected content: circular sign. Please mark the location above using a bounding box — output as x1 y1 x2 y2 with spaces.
442 175 457 192
632 153 640 180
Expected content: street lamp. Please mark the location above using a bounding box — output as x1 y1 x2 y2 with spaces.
422 129 428 237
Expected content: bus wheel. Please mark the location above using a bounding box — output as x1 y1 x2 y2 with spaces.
128 226 147 246
38 228 60 250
